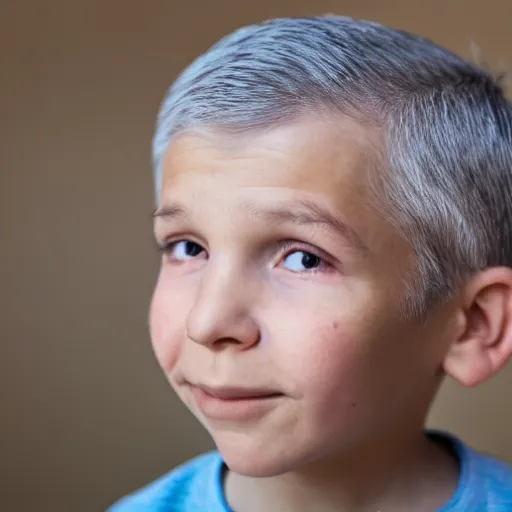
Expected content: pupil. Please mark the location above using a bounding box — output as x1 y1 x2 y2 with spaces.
185 241 202 256
302 252 320 269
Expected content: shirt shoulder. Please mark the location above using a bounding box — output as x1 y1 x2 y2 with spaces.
468 448 512 508
106 451 230 512
434 431 512 511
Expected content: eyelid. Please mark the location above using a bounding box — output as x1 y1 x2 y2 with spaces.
156 234 207 252
156 240 208 269
277 240 331 262
275 241 336 275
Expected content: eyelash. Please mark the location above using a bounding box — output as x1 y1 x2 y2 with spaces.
156 239 201 255
278 241 331 272
156 239 332 273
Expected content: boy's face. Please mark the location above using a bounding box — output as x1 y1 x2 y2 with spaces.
151 117 457 476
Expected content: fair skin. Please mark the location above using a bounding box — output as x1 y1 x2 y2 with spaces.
150 116 512 512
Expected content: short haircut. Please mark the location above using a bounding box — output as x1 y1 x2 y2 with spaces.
152 15 512 317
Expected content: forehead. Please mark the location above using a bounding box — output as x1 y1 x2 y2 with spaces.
162 117 377 199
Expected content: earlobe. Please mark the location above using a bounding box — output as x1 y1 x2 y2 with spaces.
442 267 512 388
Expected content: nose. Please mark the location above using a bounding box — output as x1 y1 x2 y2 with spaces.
185 263 261 350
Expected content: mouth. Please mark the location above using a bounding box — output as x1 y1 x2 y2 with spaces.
188 383 284 421
195 384 283 400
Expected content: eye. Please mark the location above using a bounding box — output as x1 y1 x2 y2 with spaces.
281 250 323 272
163 240 206 261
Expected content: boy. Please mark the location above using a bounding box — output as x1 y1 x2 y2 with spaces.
109 15 512 511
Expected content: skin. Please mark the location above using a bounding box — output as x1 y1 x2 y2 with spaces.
150 116 512 512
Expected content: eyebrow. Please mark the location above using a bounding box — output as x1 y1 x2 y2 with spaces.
152 199 369 253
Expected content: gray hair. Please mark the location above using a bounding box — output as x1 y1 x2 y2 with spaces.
152 15 512 317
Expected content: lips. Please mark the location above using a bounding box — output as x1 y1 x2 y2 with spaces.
188 383 284 421
195 384 282 400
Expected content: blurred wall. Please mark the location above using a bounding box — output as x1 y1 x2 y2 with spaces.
1 1 511 511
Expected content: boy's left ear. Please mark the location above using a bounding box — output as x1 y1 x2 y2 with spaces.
443 266 512 387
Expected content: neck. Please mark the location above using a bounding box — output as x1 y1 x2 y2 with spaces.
225 429 459 512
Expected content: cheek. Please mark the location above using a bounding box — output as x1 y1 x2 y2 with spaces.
300 322 363 401
276 307 385 427
149 276 188 374
277 309 365 398
284 310 434 438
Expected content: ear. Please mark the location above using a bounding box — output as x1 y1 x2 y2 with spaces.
443 267 512 387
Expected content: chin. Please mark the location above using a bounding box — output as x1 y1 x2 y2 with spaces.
212 431 315 478
222 450 293 478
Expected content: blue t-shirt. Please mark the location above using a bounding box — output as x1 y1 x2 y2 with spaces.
108 432 512 511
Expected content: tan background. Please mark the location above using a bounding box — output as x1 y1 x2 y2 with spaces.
2 1 511 511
